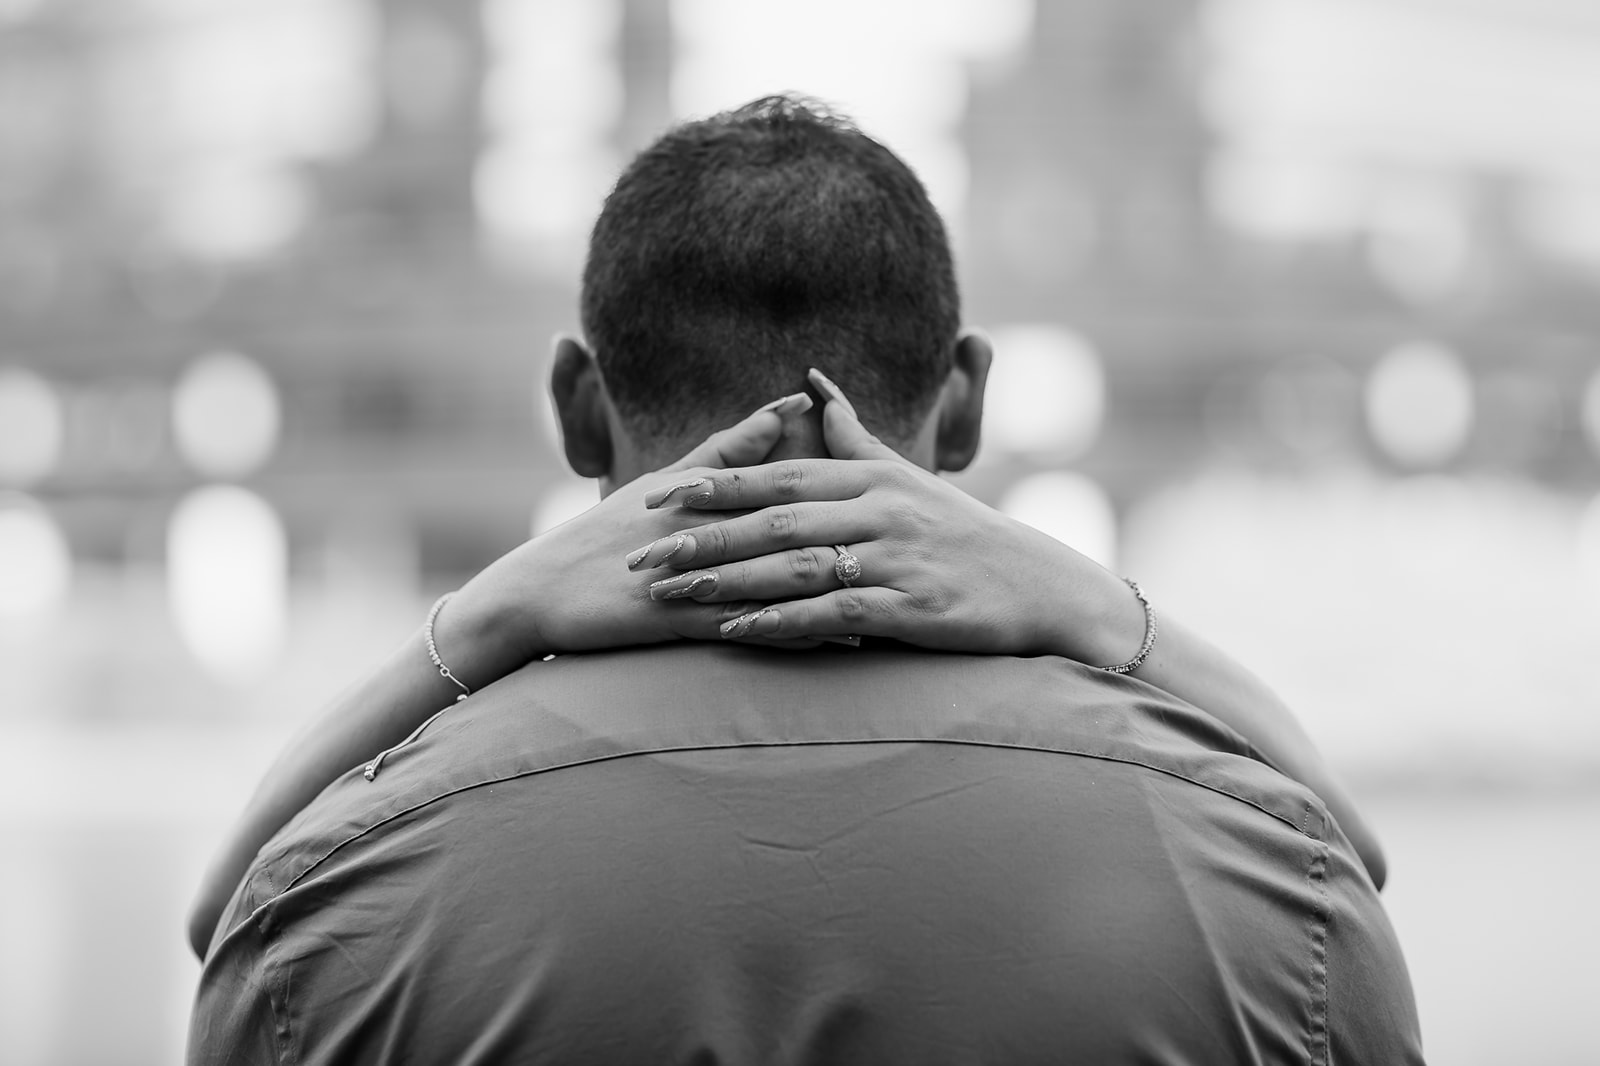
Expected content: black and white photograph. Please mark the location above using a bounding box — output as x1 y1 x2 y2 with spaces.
2 0 1596 1062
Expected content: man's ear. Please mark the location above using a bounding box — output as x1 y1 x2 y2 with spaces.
548 335 614 479
933 329 993 472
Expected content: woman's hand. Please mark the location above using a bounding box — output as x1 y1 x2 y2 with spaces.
441 392 818 677
627 370 1149 666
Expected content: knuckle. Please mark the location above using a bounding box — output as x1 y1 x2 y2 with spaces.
722 561 752 593
835 589 873 623
786 547 825 582
908 584 952 615
880 462 915 490
762 505 799 540
884 499 926 529
698 523 732 560
770 463 807 500
724 471 747 507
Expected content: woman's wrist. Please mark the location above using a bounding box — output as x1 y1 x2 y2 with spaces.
1033 544 1148 668
437 554 551 692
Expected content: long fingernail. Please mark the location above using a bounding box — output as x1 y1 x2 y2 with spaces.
807 368 858 419
626 533 692 570
720 608 775 639
759 392 815 417
656 533 690 567
649 571 718 600
647 478 710 509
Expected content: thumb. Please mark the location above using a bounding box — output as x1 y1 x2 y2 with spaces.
665 392 813 471
808 368 909 464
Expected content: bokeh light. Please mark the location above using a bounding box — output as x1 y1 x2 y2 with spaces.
0 494 71 621
166 485 287 684
477 0 621 269
998 471 1117 570
0 366 64 485
983 325 1106 459
107 0 375 260
1364 341 1474 468
171 351 281 478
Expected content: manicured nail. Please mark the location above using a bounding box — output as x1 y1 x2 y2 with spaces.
720 608 776 638
647 478 710 509
818 635 862 647
657 533 691 567
626 533 692 570
807 368 858 419
758 392 815 417
649 571 718 600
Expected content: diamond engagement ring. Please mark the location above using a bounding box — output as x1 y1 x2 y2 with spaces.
833 544 862 587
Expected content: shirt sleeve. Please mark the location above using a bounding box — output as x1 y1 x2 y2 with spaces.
188 885 284 1065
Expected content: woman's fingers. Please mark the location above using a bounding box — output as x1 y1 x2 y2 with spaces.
655 595 770 641
626 501 867 570
648 372 912 509
717 588 900 641
644 457 904 511
807 368 909 465
646 544 868 603
663 392 813 473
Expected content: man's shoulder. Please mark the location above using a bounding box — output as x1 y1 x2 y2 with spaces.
238 644 1317 910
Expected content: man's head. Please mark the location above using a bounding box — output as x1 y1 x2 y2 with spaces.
551 94 991 491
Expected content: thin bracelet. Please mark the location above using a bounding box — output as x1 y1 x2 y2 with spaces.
1100 578 1157 675
364 592 471 782
425 592 472 701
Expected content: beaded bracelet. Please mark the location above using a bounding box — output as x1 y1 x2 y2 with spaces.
425 592 472 702
1100 578 1157 675
364 592 471 782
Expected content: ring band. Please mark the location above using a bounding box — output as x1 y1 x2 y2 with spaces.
833 544 862 587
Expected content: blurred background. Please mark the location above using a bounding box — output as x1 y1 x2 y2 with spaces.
2 0 1597 1061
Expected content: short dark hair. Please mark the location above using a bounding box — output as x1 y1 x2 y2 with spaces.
581 95 960 449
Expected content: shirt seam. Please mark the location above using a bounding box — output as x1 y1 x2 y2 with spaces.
1303 837 1332 1066
273 735 1323 896
255 867 295 1066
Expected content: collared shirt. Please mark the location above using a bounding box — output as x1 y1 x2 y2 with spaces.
190 643 1424 1065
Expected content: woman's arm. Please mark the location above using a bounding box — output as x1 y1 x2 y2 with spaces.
631 377 1388 888
186 396 811 958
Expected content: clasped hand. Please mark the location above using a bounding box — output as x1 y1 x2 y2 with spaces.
453 370 1137 669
